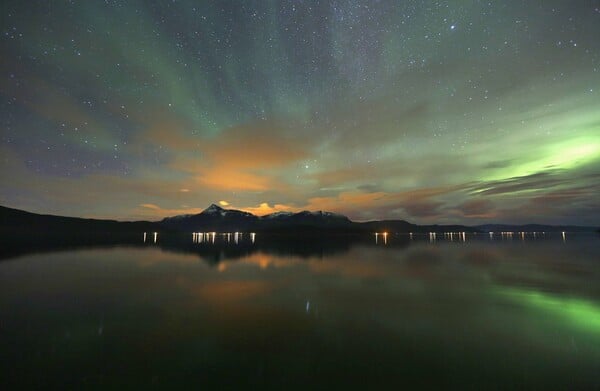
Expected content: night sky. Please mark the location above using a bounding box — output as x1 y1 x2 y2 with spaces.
1 1 599 225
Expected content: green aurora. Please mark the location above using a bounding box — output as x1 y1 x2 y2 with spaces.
0 1 598 224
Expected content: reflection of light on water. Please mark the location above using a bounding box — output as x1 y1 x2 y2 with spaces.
192 232 256 244
306 300 310 313
153 232 158 243
429 232 436 243
409 232 413 240
143 232 146 243
501 231 514 240
375 232 388 244
489 232 493 240
192 232 205 243
444 232 466 242
562 231 566 242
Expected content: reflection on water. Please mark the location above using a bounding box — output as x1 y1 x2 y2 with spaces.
0 233 598 388
495 287 600 333
143 231 159 243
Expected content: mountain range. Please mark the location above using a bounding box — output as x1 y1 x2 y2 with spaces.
0 203 597 235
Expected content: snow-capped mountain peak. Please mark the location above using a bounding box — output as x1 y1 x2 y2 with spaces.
202 203 226 215
262 211 295 219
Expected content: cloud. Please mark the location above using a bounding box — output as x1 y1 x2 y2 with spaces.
311 165 381 188
140 203 160 210
166 119 310 192
196 170 274 192
454 199 497 219
200 120 307 167
482 160 514 170
304 191 388 215
134 203 204 219
239 202 296 215
469 171 565 196
0 70 118 152
137 116 200 152
357 184 382 192
401 200 445 219
270 186 461 222
136 201 299 219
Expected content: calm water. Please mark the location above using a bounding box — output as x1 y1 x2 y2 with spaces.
1 233 599 389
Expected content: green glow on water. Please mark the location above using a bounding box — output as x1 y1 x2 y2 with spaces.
497 287 600 333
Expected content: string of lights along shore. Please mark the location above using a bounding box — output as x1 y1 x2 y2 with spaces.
1 1 598 225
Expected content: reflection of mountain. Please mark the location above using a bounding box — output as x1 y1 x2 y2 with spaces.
0 232 386 263
158 234 369 265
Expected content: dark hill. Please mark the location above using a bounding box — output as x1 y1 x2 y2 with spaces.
1 204 596 236
476 224 597 233
0 205 157 235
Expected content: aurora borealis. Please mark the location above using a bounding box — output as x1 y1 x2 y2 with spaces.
1 1 598 224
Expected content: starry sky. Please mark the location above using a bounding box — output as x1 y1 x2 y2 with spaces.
1 1 599 225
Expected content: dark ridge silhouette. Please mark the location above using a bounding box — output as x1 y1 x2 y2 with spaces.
475 223 597 233
0 204 597 245
0 205 157 235
161 203 258 231
158 204 483 233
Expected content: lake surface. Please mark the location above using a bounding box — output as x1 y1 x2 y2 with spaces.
1 233 599 389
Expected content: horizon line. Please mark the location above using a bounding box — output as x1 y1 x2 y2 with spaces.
1 203 597 228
